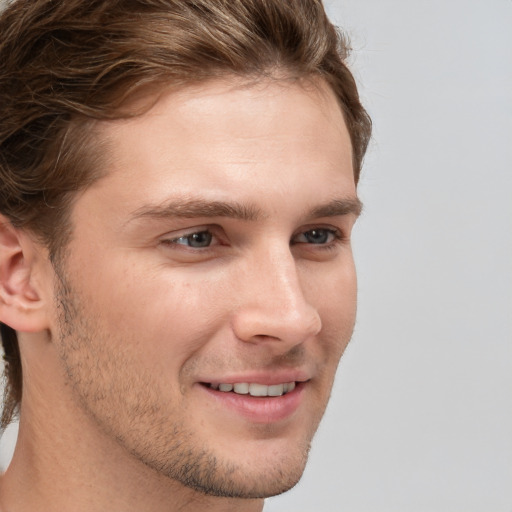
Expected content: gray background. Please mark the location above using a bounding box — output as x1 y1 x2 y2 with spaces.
1 1 511 511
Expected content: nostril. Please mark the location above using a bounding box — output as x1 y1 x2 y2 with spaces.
231 303 321 346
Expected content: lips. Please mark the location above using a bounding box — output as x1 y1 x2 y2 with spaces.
200 379 305 423
208 381 296 397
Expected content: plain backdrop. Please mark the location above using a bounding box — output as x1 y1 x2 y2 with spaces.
1 1 511 511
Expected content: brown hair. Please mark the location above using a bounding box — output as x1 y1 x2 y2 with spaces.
0 0 371 429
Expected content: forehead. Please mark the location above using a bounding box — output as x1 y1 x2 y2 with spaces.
83 77 355 218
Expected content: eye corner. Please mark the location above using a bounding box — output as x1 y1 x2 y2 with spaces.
160 226 218 249
292 226 344 245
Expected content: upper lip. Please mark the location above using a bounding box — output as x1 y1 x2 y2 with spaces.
198 370 311 386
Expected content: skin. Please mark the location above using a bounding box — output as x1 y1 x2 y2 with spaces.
0 77 359 512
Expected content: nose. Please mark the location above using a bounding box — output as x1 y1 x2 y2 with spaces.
231 247 322 347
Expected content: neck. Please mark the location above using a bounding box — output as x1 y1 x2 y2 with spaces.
0 395 264 512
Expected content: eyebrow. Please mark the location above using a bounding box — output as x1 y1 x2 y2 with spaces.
128 198 262 223
309 197 363 218
127 196 362 224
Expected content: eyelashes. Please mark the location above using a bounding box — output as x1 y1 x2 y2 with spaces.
169 230 215 248
161 225 346 253
292 227 342 247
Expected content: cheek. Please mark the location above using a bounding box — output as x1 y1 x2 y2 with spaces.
306 260 357 367
92 266 232 370
307 259 357 326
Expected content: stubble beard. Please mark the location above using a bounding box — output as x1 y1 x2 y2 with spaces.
52 264 312 499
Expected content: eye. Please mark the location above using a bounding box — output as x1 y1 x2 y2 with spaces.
166 230 214 248
293 228 340 245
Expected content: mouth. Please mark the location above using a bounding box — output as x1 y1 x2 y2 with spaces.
198 379 307 423
204 381 296 397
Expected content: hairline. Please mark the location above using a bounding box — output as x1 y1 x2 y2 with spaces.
54 72 357 251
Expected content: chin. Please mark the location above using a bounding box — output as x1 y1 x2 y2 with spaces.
175 453 309 499
137 434 312 500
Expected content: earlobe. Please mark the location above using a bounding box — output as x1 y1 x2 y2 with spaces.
0 215 50 333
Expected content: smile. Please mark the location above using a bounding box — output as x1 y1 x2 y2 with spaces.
208 382 296 397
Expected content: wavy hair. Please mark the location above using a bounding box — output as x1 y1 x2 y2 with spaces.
0 0 371 429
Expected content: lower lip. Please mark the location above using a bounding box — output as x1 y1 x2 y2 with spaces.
198 382 306 424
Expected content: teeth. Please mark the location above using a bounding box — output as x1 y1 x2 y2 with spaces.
284 382 296 393
233 383 249 394
210 381 296 397
267 384 284 396
249 383 269 396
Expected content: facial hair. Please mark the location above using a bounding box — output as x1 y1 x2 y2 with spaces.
52 265 312 499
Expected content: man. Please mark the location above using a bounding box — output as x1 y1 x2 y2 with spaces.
0 0 371 510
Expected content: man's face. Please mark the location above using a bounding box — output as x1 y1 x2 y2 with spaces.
50 78 359 498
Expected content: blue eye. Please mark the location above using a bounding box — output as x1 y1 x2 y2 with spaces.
173 230 213 248
295 228 338 245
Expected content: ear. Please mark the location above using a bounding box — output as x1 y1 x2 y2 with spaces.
0 215 50 333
